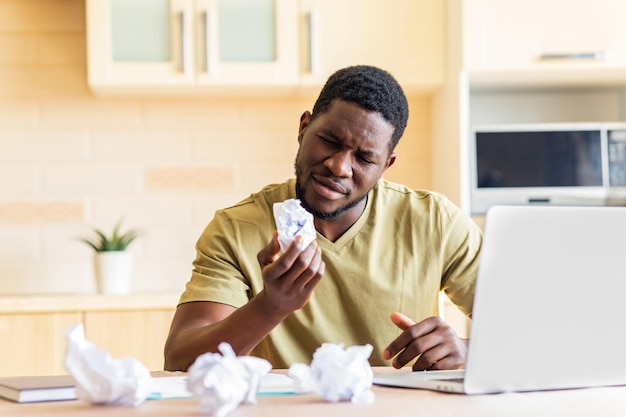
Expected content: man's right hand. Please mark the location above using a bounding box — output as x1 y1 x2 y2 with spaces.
164 232 324 372
256 231 325 317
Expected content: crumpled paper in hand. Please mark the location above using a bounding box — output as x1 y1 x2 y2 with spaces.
273 198 316 252
63 323 154 406
187 342 272 417
288 343 375 403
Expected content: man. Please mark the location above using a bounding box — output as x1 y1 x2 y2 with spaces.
164 65 482 372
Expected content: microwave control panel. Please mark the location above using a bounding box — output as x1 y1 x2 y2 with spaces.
608 129 626 187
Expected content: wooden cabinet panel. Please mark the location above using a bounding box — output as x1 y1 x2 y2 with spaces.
463 0 626 89
83 309 175 372
0 294 179 376
464 0 623 70
300 0 444 94
0 312 82 377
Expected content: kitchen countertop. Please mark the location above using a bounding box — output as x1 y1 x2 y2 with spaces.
0 292 181 314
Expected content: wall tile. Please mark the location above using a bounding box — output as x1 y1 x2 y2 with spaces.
40 99 142 129
0 228 40 260
0 67 88 98
0 131 89 161
0 200 84 224
141 99 241 130
239 160 295 195
37 33 85 65
190 129 296 162
0 99 37 128
140 228 196 261
192 194 247 229
0 0 84 32
0 261 94 294
93 132 190 161
92 197 193 229
0 34 37 64
132 260 191 294
240 97 313 129
42 164 140 194
144 166 237 193
0 163 38 194
41 225 93 261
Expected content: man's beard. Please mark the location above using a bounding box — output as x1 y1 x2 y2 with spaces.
295 179 368 221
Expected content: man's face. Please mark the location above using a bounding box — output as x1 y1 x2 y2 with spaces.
295 99 396 220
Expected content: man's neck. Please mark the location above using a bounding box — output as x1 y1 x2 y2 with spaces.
314 197 367 242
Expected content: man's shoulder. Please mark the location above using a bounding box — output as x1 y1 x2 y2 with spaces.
374 178 450 206
372 179 466 225
216 180 295 222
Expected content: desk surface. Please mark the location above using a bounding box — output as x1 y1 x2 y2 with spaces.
1 369 625 417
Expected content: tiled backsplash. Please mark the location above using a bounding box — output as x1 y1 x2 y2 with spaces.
0 0 432 295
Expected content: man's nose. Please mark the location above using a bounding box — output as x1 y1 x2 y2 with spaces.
325 151 353 178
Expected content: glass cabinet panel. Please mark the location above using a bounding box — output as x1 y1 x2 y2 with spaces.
217 0 276 62
111 0 171 62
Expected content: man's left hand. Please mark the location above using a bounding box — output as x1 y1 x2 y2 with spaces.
382 312 468 371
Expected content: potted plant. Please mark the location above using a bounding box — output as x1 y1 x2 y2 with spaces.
78 219 142 295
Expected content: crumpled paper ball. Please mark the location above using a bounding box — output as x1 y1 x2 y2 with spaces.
273 198 316 252
63 323 154 406
288 343 375 403
187 342 272 417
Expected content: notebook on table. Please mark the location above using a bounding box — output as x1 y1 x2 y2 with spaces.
0 375 76 403
374 205 626 394
0 373 296 403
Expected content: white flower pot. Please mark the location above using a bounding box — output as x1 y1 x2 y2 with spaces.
94 251 133 295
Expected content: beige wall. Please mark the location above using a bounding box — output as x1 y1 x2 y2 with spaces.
0 0 433 295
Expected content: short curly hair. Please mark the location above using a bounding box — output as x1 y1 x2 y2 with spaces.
311 65 409 153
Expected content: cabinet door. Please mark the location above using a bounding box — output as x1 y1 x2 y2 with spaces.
86 0 299 93
87 0 195 89
0 313 82 376
83 309 175 371
299 0 445 94
195 0 299 85
464 0 626 70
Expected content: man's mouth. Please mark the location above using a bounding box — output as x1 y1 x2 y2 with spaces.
311 175 347 200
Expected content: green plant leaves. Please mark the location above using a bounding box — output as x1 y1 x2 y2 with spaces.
78 218 142 252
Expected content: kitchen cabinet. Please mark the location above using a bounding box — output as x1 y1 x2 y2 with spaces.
463 0 626 89
299 0 444 94
0 294 178 377
86 0 300 95
83 309 175 373
86 0 444 96
0 312 81 376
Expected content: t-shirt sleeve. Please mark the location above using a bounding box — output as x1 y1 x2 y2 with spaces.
438 198 483 318
178 210 251 308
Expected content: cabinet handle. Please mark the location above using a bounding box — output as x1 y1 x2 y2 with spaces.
538 51 606 61
305 12 318 74
203 11 211 74
179 11 191 74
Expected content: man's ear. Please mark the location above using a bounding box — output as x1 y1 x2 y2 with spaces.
383 153 397 171
298 111 312 144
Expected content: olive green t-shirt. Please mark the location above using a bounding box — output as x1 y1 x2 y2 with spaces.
179 178 482 368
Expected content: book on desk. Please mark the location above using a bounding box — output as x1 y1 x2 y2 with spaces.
0 373 296 403
0 375 76 403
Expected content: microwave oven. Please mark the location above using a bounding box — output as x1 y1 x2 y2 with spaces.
468 123 626 214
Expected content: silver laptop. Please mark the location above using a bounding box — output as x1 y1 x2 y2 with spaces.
374 205 626 394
